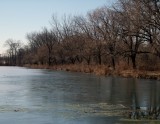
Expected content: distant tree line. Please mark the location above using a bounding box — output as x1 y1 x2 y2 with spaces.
3 0 160 70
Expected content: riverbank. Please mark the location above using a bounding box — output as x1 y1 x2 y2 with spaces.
24 64 160 80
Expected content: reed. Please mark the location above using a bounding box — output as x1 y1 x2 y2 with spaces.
24 64 160 80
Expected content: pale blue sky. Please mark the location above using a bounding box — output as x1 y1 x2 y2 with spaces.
0 0 116 53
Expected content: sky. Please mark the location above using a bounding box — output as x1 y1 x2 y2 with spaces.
0 0 116 54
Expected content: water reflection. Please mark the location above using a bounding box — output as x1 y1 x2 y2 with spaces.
0 66 160 123
26 69 160 120
123 79 160 119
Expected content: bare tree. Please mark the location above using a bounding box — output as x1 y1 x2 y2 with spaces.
4 39 22 65
38 28 58 65
13 0 159 70
88 7 122 69
114 0 151 69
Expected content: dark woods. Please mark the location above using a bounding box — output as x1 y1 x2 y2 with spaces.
1 0 160 70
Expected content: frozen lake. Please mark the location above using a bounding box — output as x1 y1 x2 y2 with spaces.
0 66 160 124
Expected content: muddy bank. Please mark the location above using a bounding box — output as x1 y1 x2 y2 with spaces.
24 64 160 80
118 70 160 80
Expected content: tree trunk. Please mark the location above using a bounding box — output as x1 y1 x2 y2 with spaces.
131 54 137 69
111 56 115 70
87 57 91 65
98 53 102 65
69 57 76 64
48 49 51 66
127 57 130 66
48 56 51 66
76 56 83 63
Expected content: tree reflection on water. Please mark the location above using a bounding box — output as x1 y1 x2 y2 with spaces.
124 79 160 120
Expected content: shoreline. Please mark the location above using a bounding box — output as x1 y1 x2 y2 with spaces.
24 64 160 80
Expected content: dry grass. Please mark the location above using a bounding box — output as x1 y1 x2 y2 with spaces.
25 64 160 80
24 64 50 69
51 64 112 76
118 70 160 80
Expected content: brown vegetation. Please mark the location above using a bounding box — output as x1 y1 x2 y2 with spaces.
24 64 160 80
1 0 160 80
